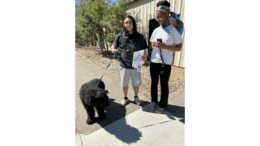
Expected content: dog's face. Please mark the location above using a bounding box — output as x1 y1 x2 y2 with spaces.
82 88 109 107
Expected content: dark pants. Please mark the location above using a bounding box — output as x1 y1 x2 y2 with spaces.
150 62 172 108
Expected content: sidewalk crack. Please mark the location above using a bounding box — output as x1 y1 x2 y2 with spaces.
79 134 83 146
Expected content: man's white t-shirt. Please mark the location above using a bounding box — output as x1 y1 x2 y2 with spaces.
150 25 183 65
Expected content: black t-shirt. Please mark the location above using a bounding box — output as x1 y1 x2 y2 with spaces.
113 32 148 69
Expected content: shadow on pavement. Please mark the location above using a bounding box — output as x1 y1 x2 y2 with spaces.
96 99 142 144
166 104 185 123
140 100 185 124
93 98 184 144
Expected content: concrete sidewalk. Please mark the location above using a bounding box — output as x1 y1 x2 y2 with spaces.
76 104 184 146
75 50 185 145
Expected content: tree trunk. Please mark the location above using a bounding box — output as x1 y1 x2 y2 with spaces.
96 34 103 52
105 42 109 51
97 35 105 52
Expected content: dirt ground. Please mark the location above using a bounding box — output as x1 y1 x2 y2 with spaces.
75 45 185 100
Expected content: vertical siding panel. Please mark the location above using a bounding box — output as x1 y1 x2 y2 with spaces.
150 0 155 19
135 1 138 24
146 0 150 21
138 0 142 33
154 0 159 18
139 1 142 34
136 1 140 32
142 0 145 35
143 1 146 35
179 0 185 67
133 1 137 30
173 0 182 66
149 0 152 42
143 0 149 42
143 0 145 35
153 0 156 19
174 0 182 14
179 31 185 67
170 0 176 12
147 0 154 45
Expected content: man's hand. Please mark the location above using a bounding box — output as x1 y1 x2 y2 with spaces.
155 41 167 49
112 48 117 54
142 49 147 61
111 45 117 54
142 56 147 61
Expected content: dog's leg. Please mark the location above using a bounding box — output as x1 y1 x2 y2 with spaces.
86 107 96 124
96 107 106 120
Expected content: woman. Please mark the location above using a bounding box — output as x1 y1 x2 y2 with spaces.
149 1 183 114
111 15 148 106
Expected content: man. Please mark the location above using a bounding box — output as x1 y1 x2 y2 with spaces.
111 15 148 106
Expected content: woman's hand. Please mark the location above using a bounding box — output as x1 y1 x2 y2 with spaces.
155 41 167 49
151 42 157 49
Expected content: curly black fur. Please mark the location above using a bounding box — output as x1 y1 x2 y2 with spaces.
79 79 109 124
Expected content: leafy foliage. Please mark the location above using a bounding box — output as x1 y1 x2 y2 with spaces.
76 0 132 50
102 0 130 45
76 0 107 49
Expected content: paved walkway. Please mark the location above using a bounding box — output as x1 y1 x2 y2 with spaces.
75 51 185 145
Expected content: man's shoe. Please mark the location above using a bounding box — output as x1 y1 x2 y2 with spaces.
133 96 142 106
120 98 129 106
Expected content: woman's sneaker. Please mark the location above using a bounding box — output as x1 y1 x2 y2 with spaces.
120 98 129 106
149 102 156 111
156 107 165 114
133 96 142 106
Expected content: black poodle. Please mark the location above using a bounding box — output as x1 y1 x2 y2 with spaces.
79 79 109 124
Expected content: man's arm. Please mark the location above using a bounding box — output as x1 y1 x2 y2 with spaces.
111 33 120 54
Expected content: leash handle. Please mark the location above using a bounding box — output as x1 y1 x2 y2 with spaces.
96 51 117 87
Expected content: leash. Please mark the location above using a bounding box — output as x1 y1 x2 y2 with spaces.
96 51 117 87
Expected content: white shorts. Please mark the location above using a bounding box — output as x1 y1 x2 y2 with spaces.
120 66 142 87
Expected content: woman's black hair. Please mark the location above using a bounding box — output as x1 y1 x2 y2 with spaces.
122 15 137 40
